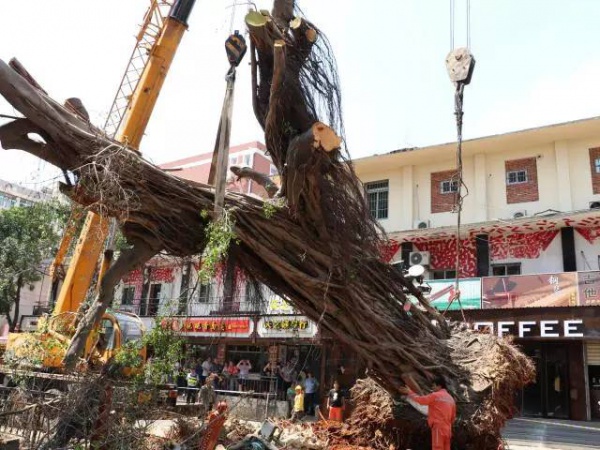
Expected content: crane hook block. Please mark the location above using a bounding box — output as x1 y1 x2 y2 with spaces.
225 31 247 67
445 47 475 85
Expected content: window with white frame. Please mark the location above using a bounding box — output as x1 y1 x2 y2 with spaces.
491 263 521 276
440 180 458 194
243 154 252 167
229 156 237 166
269 164 278 176
595 158 600 174
365 180 389 220
506 170 528 185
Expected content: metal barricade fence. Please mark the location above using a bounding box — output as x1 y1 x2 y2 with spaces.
178 376 283 421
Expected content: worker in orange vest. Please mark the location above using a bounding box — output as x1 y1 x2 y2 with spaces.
399 376 456 450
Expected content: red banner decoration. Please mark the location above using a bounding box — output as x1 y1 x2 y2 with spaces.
575 227 600 244
413 238 477 277
380 239 401 262
490 230 558 260
164 318 250 334
122 267 174 284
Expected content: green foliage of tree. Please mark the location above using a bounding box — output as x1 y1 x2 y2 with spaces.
114 312 184 386
0 201 67 331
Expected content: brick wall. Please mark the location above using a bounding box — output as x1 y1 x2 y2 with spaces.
589 147 600 194
505 157 539 204
431 170 458 213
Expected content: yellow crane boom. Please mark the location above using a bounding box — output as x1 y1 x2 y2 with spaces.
51 0 196 316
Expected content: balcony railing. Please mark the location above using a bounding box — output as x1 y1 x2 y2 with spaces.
114 295 298 318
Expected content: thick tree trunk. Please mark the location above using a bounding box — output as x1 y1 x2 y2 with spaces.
63 241 158 370
9 275 23 332
272 0 295 25
0 10 533 443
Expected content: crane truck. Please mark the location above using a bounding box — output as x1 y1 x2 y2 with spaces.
0 0 197 402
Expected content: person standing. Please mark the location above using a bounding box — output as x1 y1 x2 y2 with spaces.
399 377 456 450
327 380 345 422
186 368 199 404
223 360 239 391
201 356 213 383
237 359 252 390
304 371 319 416
286 384 296 418
291 385 304 421
199 375 217 418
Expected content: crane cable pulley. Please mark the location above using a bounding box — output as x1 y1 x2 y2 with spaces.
442 0 475 320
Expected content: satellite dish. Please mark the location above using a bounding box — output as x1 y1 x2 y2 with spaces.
408 265 425 278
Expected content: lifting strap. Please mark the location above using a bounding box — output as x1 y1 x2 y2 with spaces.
208 31 247 217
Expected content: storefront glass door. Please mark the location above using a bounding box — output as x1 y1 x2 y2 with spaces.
545 346 569 418
520 342 569 419
522 346 543 416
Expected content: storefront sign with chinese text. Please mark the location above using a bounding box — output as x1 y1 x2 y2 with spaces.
160 318 252 337
577 271 600 306
257 315 317 338
481 273 578 309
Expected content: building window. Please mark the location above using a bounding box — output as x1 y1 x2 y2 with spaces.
121 286 135 305
432 269 457 280
229 156 237 166
269 164 278 176
506 170 528 185
243 154 252 167
0 193 17 209
595 158 600 174
365 180 389 220
491 263 521 276
198 283 211 303
440 180 458 194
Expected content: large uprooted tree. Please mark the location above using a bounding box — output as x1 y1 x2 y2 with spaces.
0 1 533 448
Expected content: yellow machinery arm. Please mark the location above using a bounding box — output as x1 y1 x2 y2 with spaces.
51 0 197 315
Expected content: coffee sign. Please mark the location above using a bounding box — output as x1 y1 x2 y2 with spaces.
471 319 584 338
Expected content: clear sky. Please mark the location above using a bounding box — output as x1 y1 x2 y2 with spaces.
1 0 600 188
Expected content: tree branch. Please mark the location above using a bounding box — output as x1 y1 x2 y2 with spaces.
230 165 278 198
62 240 159 370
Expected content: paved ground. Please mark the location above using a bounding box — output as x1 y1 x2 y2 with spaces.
503 418 600 449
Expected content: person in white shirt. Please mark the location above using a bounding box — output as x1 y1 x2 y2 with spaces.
201 357 213 380
236 359 252 390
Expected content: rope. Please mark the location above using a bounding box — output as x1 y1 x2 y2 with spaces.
467 0 471 49
449 0 455 51
448 82 468 322
228 0 238 35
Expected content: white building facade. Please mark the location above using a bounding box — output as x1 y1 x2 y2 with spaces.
354 117 600 421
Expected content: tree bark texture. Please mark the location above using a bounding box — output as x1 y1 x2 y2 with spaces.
0 1 533 443
10 274 22 332
63 240 158 369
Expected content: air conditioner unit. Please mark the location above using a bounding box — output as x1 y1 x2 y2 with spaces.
512 210 527 219
409 251 430 266
414 219 430 229
590 201 600 210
